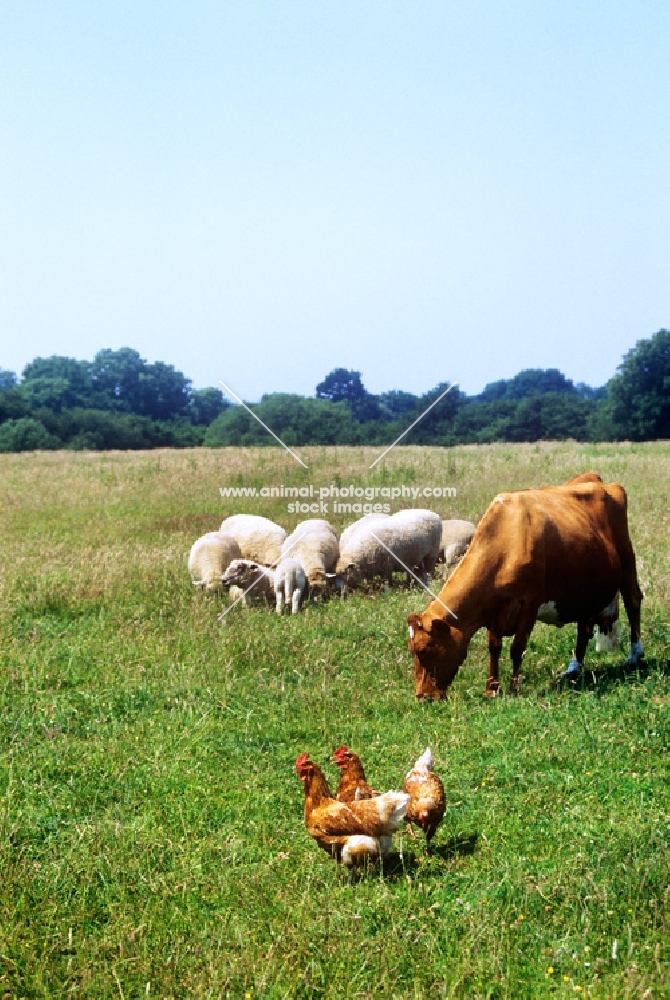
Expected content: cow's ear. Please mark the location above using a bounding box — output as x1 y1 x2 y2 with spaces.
407 613 423 641
430 618 452 638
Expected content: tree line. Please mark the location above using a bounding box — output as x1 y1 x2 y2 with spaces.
0 331 668 452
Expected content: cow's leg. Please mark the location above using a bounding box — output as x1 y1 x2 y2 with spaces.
508 628 531 694
621 572 644 665
561 621 593 679
484 630 502 696
575 621 593 664
507 608 539 693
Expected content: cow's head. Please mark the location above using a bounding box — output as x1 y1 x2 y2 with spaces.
407 612 468 699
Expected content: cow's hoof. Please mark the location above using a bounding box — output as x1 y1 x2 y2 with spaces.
483 682 501 698
508 678 522 695
560 657 582 681
624 641 644 667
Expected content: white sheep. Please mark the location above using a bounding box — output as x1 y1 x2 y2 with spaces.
219 514 287 566
335 508 442 590
338 512 390 552
282 519 339 599
274 557 307 614
188 532 242 591
439 519 476 572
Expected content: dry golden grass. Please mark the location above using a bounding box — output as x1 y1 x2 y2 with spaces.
1 441 668 611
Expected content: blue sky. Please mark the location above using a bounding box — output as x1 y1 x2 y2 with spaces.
1 1 668 398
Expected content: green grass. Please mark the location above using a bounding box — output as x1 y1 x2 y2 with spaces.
0 443 668 998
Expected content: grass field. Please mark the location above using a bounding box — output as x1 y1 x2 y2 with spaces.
0 442 668 999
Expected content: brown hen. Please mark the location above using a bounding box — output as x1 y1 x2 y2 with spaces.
294 753 409 879
332 745 379 802
402 747 445 849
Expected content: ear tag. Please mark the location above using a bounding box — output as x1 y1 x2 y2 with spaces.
408 625 415 640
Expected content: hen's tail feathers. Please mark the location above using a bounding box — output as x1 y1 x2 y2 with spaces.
373 791 411 832
412 747 433 773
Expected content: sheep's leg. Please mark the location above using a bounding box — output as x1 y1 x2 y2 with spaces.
484 630 502 696
275 589 284 614
423 556 436 588
291 587 301 614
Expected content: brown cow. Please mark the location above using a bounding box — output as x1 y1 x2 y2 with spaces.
407 472 643 699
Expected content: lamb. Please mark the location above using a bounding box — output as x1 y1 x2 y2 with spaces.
219 514 287 566
188 532 242 591
335 508 442 590
222 556 307 614
274 557 307 614
222 558 276 606
282 519 339 600
439 519 476 573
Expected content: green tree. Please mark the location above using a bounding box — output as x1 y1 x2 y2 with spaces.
315 368 380 422
607 329 670 440
478 368 578 402
377 390 418 420
316 368 366 404
20 356 97 412
0 369 30 423
0 369 18 392
89 349 191 419
90 347 146 411
203 405 258 447
408 382 465 444
204 395 357 447
0 417 58 452
189 387 230 426
506 393 591 442
140 361 191 420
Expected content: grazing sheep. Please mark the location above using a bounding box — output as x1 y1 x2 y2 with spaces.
338 512 390 552
222 558 276 606
335 509 442 590
274 557 307 614
219 514 287 566
439 519 476 573
188 532 242 591
282 519 339 600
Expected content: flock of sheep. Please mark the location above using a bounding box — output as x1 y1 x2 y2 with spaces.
188 511 476 613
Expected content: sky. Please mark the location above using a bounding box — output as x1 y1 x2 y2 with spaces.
1 1 668 399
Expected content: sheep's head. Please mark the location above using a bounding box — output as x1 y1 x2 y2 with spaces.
325 573 346 597
222 559 260 588
337 563 360 589
307 570 329 602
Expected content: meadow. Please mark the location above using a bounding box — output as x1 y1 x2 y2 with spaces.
0 442 668 999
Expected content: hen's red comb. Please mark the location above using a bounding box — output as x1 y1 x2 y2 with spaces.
294 752 311 770
332 745 350 757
